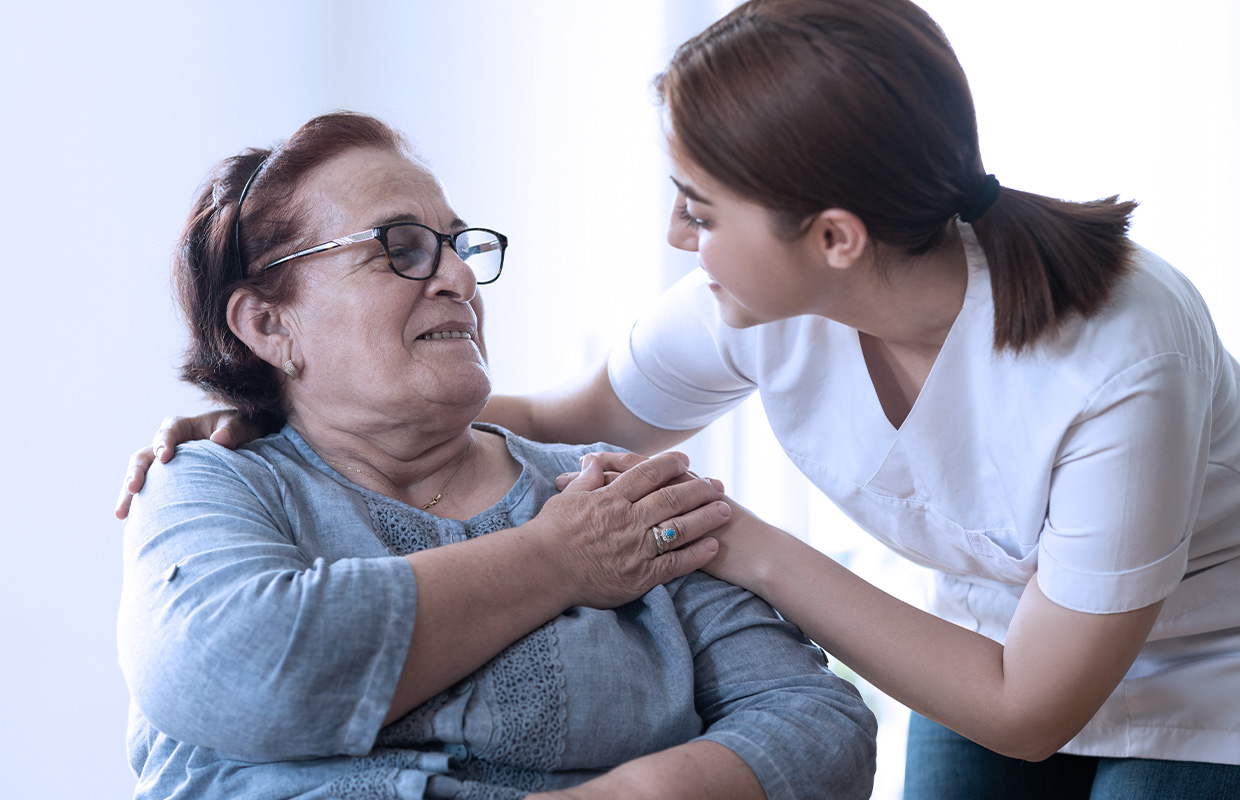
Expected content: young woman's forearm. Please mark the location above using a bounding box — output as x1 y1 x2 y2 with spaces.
481 361 700 454
709 509 1161 761
476 393 540 440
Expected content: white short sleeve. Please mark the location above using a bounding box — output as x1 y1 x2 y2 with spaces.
607 269 758 430
1038 353 1213 613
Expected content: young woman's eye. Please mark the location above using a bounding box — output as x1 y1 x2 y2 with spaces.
677 203 707 230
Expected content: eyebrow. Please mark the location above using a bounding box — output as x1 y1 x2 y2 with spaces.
375 213 470 231
670 177 711 205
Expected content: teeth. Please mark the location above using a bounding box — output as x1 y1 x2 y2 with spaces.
419 331 473 340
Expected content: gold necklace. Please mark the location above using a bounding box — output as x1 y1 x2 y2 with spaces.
419 439 472 509
328 438 472 510
327 460 397 494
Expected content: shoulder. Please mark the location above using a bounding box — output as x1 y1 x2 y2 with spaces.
1108 247 1217 352
147 428 299 489
1012 247 1224 400
1074 247 1214 359
132 427 335 532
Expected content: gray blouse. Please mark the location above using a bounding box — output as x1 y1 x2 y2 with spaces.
119 424 876 799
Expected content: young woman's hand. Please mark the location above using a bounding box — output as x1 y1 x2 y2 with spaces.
554 450 721 492
114 411 261 519
536 451 730 609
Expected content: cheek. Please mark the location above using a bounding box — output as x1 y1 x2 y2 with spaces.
470 296 488 362
309 296 406 357
698 233 734 276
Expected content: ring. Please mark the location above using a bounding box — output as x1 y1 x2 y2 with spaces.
649 524 678 556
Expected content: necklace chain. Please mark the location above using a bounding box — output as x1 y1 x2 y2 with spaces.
418 439 471 509
327 460 396 493
328 438 472 510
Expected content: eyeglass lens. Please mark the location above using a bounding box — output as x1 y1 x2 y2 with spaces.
383 224 503 283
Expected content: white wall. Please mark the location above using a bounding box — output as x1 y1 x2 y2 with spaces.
0 2 1233 798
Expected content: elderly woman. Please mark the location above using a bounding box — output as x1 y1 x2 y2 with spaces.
119 112 876 800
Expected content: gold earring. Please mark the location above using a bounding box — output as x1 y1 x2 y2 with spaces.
282 360 300 379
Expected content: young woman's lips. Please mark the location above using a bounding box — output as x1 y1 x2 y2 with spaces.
699 262 721 290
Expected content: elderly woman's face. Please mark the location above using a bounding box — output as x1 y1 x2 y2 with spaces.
279 147 492 426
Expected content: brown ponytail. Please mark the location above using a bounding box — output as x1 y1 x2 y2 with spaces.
970 188 1135 350
656 0 1136 351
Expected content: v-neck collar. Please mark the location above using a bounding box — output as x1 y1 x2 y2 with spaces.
853 222 993 441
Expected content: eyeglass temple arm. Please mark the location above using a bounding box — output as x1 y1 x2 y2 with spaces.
262 229 380 272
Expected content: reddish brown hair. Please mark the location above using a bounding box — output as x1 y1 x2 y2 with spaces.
174 112 412 426
657 0 1136 351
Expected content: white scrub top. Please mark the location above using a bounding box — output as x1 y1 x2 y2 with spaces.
608 225 1240 764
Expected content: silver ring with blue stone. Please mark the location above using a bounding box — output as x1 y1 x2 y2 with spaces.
650 524 678 556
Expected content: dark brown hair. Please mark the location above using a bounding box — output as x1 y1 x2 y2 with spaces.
656 0 1136 351
174 112 413 427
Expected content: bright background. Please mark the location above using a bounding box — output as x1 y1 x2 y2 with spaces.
0 2 1234 798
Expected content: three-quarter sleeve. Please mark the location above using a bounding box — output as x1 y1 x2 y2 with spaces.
1038 353 1213 613
118 444 418 762
669 572 877 800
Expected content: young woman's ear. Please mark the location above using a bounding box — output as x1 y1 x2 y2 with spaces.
226 289 296 371
808 208 870 270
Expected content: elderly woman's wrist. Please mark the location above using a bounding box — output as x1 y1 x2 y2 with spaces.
511 518 589 608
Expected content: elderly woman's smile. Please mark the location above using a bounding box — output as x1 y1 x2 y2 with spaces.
416 328 475 341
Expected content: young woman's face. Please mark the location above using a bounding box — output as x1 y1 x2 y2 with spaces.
665 147 823 329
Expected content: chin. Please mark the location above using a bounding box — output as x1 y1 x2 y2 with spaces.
708 287 768 329
461 366 495 410
716 302 767 329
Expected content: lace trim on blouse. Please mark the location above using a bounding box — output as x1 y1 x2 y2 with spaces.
364 498 568 790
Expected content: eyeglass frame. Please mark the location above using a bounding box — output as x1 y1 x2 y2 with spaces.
232 157 507 285
257 221 508 284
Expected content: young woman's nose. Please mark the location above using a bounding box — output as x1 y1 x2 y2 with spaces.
667 205 699 252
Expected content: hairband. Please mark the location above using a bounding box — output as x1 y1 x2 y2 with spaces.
233 157 268 282
959 173 1000 223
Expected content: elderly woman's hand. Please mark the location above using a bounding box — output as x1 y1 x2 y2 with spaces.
537 451 730 609
114 410 261 519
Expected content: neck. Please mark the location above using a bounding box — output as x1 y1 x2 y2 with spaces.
291 409 480 509
843 227 969 354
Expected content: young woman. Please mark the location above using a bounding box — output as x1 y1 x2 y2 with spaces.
121 1 1239 796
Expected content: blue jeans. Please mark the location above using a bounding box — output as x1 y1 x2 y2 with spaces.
904 713 1240 800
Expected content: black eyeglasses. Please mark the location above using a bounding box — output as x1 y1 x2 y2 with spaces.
232 156 506 284
260 222 508 284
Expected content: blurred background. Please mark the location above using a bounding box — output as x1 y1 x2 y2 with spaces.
0 1 1234 797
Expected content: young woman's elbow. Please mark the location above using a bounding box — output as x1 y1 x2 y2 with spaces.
985 721 1079 762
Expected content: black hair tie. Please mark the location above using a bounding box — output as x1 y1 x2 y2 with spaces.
959 174 1001 223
